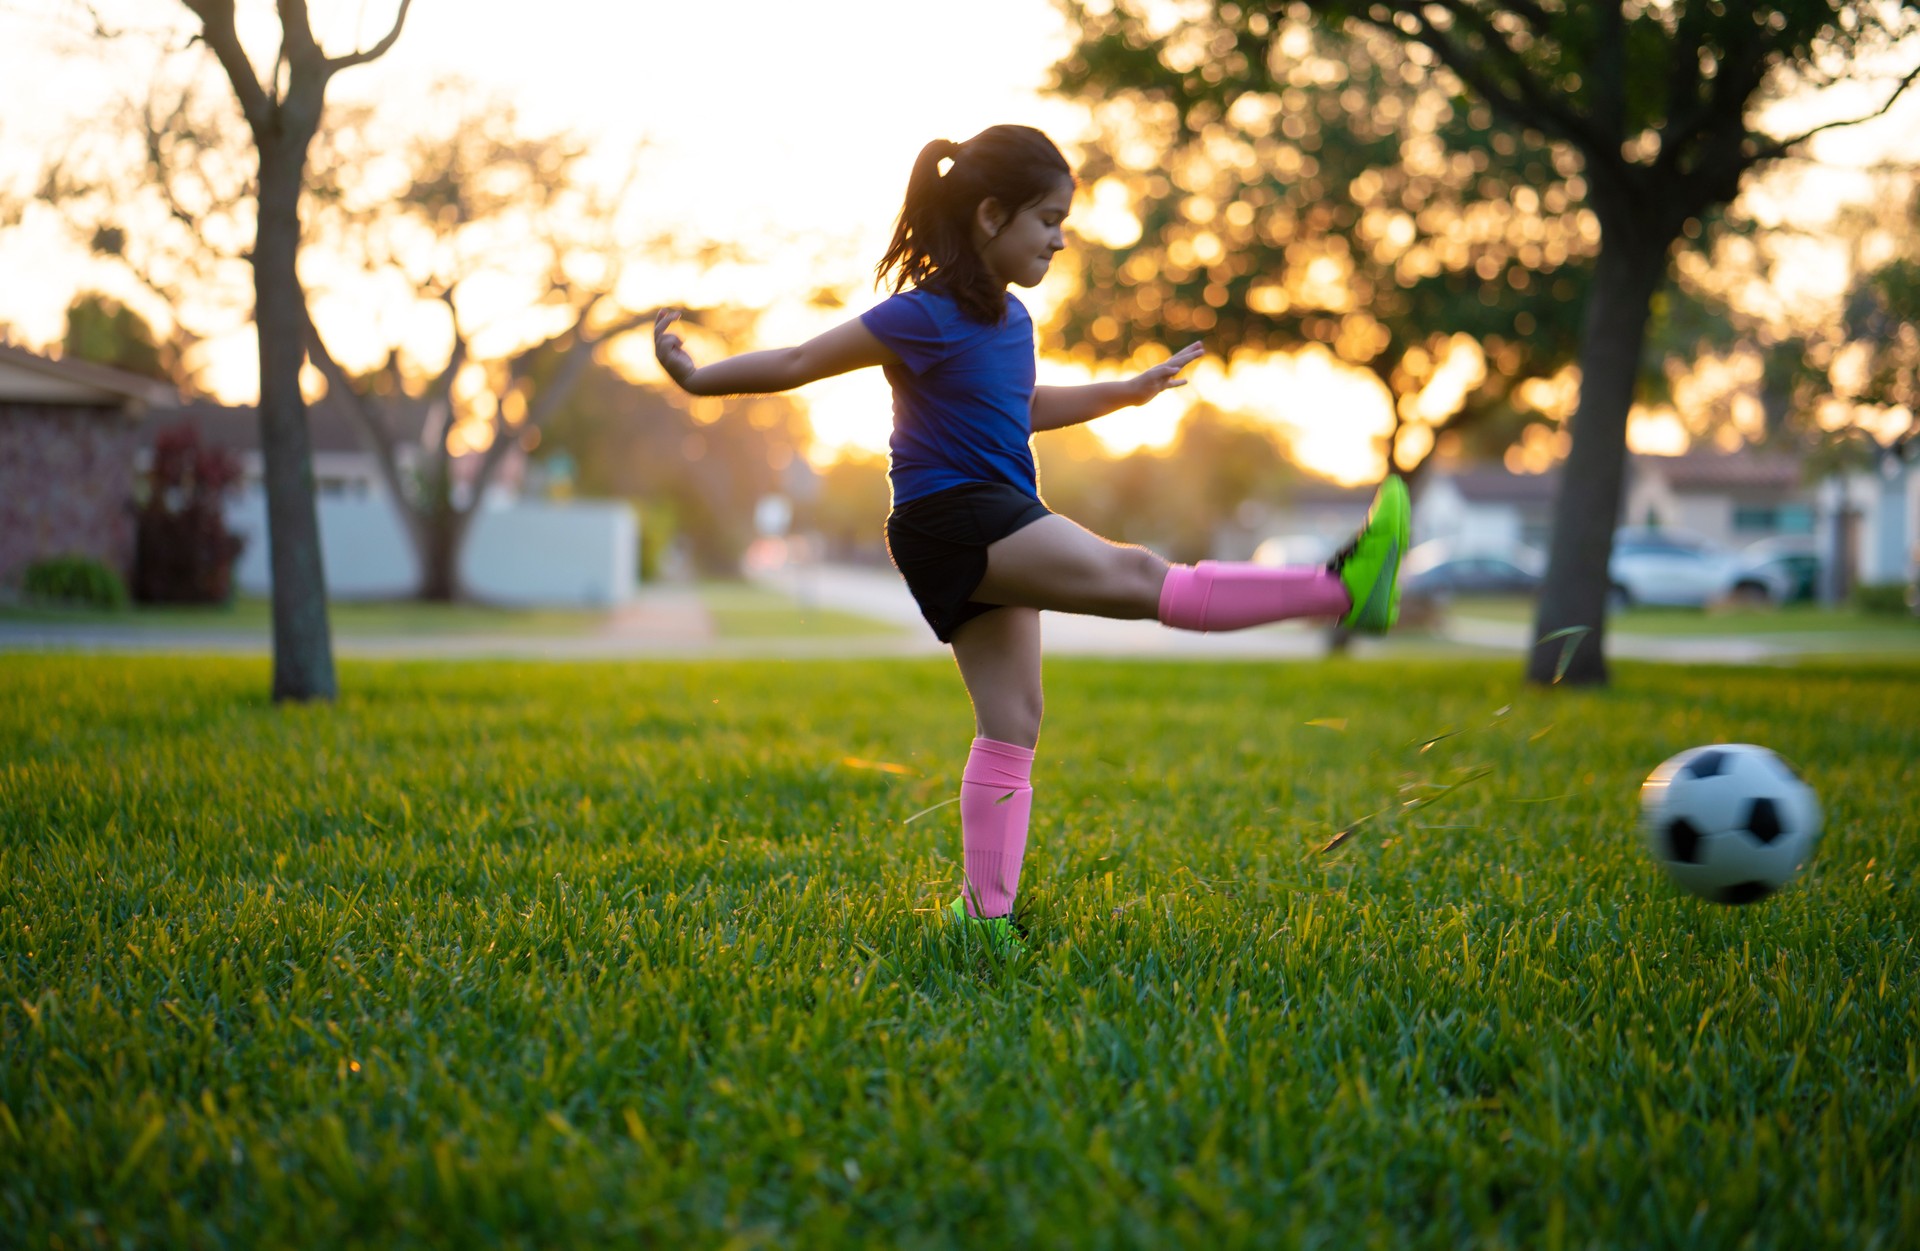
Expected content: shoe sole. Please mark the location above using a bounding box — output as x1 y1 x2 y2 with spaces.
1345 478 1410 633
1350 536 1401 632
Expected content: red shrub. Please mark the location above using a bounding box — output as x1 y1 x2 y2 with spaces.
132 422 246 603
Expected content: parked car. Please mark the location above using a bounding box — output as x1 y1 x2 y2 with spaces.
1403 540 1545 599
1731 535 1821 604
1608 527 1791 608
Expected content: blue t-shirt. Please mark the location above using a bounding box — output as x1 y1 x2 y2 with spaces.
860 285 1037 505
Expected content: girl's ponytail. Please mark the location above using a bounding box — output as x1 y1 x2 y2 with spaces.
875 126 1072 324
876 138 964 300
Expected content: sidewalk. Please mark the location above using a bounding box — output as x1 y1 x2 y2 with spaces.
0 563 1894 663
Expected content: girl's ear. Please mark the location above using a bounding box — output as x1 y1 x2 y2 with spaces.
974 197 1009 240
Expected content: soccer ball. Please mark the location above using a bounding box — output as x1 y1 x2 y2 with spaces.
1639 743 1820 904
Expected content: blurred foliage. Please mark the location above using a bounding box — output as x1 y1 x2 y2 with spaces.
1037 404 1303 561
21 556 128 612
802 453 893 562
537 357 809 578
1852 581 1918 616
1048 0 1918 496
132 421 245 605
1837 188 1920 420
60 293 183 388
1049 2 1605 476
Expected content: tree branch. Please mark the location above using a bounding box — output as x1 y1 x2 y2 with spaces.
275 0 323 66
458 304 648 518
181 0 269 129
1359 4 1608 158
1588 0 1627 145
326 0 413 73
1743 57 1920 168
303 313 414 513
1653 11 1712 173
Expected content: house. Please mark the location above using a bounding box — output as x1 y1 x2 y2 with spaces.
0 342 177 590
1820 431 1920 592
1420 447 1916 593
1417 452 1822 556
157 396 633 606
164 395 433 501
1622 451 1814 548
1858 432 1919 587
1416 465 1561 553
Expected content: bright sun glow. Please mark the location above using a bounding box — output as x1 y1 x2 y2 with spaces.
3 1 1917 483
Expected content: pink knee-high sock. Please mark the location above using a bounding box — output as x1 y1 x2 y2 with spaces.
959 737 1035 918
1157 561 1351 632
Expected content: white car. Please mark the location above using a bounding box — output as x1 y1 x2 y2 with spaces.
1609 528 1790 608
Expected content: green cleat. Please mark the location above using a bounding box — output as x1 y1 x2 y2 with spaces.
946 895 1028 955
1329 475 1411 634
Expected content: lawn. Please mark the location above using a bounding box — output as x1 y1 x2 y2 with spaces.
0 582 905 643
3 656 1916 1248
0 597 611 637
1448 595 1920 642
699 582 905 639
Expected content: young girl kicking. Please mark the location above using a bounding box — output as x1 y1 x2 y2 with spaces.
654 124 1408 950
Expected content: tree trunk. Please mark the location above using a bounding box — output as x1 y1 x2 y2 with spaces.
1525 223 1669 687
254 133 337 701
418 501 471 602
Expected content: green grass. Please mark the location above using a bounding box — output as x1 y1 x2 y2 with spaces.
0 597 610 637
1450 596 1920 643
3 656 1917 1248
699 581 905 639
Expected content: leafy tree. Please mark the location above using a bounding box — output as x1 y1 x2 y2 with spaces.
61 292 182 385
1049 4 1598 482
1835 188 1920 421
180 0 412 700
1295 0 1920 685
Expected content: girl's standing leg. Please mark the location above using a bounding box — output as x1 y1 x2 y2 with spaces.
948 606 1042 919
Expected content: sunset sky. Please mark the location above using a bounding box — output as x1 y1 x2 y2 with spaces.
1 0 1915 482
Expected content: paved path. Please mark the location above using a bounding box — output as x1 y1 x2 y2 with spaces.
0 562 1874 664
750 561 1351 658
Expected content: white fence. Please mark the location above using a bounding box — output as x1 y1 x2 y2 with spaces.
226 494 637 606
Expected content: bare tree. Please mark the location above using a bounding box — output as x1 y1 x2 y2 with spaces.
298 92 650 600
46 79 650 603
181 0 412 701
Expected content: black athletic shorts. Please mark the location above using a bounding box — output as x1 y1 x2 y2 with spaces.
886 481 1052 643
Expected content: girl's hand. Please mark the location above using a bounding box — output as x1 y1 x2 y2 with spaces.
1129 342 1204 404
654 309 697 390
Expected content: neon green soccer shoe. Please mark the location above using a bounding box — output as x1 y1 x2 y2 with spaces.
1329 475 1411 634
946 895 1028 956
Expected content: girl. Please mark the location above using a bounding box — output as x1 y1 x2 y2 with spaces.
654 124 1408 950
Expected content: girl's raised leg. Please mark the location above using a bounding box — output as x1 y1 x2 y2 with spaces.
970 513 1351 630
947 607 1042 919
971 514 1170 618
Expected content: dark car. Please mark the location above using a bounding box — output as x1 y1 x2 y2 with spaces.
1403 541 1545 599
1732 535 1821 604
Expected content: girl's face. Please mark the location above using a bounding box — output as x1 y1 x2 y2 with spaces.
972 177 1073 289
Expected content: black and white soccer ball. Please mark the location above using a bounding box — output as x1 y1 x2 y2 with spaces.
1640 743 1820 904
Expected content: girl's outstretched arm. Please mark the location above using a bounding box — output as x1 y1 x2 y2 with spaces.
1030 342 1204 432
654 309 900 396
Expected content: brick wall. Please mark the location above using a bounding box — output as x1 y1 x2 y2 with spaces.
0 403 141 588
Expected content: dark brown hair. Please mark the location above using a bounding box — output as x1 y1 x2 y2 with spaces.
875 124 1073 324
